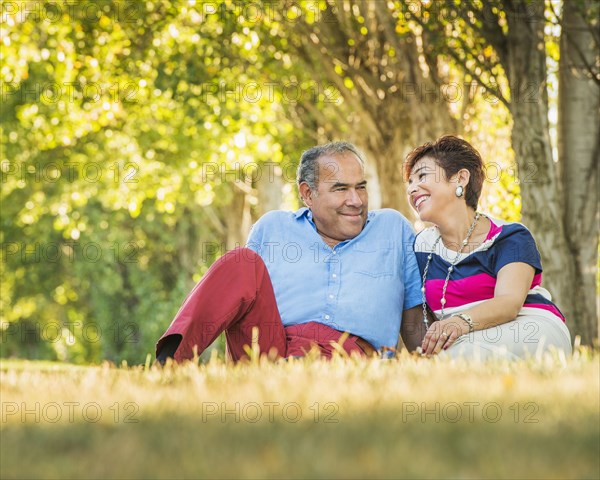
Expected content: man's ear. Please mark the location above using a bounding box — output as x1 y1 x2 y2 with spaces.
299 182 314 207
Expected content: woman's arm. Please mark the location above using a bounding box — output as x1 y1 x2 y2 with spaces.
421 262 535 356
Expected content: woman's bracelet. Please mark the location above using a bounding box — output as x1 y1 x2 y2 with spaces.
455 313 474 333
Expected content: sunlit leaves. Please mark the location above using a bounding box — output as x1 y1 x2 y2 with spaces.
1 0 297 364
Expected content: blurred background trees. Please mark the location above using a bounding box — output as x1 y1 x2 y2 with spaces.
1 0 598 363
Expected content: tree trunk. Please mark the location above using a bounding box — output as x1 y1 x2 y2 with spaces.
224 182 252 249
504 0 585 342
281 0 457 216
254 162 285 218
558 1 599 343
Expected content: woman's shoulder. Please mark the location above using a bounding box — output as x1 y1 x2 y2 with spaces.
483 216 542 271
483 217 536 246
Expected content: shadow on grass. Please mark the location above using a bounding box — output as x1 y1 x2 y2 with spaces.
1 408 598 479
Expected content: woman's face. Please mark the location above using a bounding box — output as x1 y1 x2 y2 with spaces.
407 156 457 222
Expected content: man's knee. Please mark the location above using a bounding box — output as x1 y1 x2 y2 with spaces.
214 247 262 267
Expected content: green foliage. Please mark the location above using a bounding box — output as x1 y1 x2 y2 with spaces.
1 0 305 364
2 0 530 363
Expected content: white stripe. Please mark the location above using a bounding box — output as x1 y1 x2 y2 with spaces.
430 300 563 323
414 217 532 262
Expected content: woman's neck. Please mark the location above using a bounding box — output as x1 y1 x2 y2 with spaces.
436 208 486 251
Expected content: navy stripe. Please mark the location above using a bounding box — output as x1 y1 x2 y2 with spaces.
416 251 496 280
524 293 565 318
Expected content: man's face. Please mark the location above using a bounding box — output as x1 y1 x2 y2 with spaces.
300 151 368 246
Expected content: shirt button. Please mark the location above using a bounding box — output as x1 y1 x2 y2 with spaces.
332 251 337 255
332 274 337 278
329 295 334 299
324 315 330 320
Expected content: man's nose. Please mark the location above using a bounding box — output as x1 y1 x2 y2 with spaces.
346 188 363 206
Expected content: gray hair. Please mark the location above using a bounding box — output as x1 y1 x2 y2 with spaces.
296 141 366 190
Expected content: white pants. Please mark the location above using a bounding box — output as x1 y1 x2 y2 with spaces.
441 313 572 361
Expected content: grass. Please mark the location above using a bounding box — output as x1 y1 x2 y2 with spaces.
1 349 599 479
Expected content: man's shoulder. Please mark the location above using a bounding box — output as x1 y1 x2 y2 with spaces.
369 208 410 223
249 209 307 241
368 208 414 228
257 209 294 222
255 209 301 226
247 209 303 248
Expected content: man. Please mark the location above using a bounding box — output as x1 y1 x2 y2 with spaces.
156 141 424 363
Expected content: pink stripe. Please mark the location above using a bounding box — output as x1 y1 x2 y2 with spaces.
532 273 542 287
426 273 496 310
485 220 502 241
525 303 566 322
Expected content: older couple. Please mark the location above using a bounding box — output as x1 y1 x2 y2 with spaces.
156 136 571 363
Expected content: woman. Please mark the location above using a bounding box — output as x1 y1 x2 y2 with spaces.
404 135 572 360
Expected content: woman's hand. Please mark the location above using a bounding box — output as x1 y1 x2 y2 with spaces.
420 317 470 356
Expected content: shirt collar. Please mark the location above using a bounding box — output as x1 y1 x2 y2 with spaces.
293 207 311 220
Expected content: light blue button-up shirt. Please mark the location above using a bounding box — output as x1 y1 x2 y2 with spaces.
246 207 422 351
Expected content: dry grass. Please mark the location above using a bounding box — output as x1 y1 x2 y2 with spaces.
1 349 599 479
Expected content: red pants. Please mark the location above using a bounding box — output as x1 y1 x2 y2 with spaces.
156 248 370 362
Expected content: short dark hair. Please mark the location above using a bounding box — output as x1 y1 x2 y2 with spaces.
404 135 484 210
297 141 365 190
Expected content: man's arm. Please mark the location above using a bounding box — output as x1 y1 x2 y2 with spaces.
398 216 425 353
400 305 427 352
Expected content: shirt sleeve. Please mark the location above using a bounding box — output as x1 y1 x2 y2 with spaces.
402 222 423 311
492 224 542 275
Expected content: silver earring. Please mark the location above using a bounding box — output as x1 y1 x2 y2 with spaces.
455 185 464 197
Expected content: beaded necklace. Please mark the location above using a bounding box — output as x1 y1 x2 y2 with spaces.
421 212 481 329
